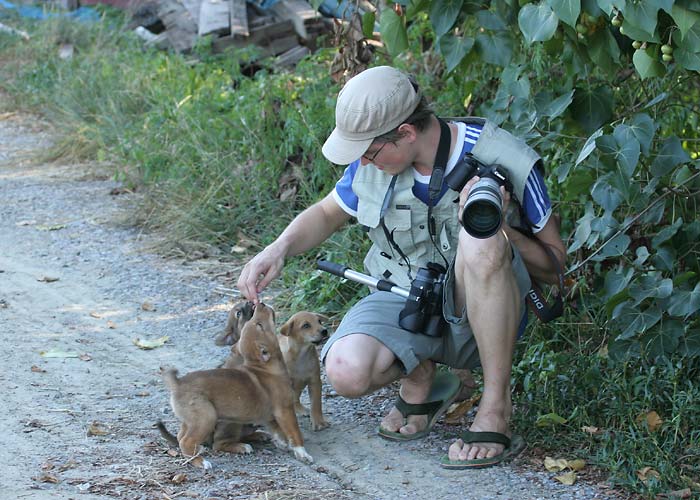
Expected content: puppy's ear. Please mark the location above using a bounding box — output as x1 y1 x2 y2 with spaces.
279 319 293 337
315 313 330 323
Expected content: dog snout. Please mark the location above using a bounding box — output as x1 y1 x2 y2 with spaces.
320 328 328 338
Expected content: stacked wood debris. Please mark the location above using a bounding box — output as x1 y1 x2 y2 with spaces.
133 0 332 63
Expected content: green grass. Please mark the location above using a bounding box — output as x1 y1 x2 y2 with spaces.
1 12 698 499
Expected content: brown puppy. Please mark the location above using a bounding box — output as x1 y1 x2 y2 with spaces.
214 300 254 346
163 303 312 469
278 312 330 431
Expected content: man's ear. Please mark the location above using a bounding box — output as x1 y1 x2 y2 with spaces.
397 123 417 143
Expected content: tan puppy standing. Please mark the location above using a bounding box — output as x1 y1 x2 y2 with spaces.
162 303 312 469
278 312 330 431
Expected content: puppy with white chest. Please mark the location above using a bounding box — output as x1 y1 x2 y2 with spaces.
278 312 330 431
162 303 312 469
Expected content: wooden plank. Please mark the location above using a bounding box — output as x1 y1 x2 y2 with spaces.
198 0 230 36
229 0 248 37
269 0 319 40
158 0 198 52
212 19 297 54
181 0 203 25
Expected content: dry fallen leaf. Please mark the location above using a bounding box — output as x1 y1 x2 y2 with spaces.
135 391 150 397
106 320 117 329
79 354 92 361
171 473 187 484
133 336 169 350
40 349 80 358
567 458 586 471
37 276 59 283
445 393 481 424
544 457 570 472
167 449 179 457
637 466 661 484
658 488 692 498
636 410 663 432
581 425 601 435
141 301 156 312
36 474 60 484
554 471 577 485
36 224 67 231
87 422 109 437
89 312 102 319
31 365 46 373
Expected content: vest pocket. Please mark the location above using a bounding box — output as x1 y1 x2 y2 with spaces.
368 205 415 259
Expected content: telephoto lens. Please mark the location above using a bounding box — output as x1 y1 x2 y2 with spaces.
461 177 503 238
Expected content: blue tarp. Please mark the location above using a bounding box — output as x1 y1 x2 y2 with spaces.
0 0 100 21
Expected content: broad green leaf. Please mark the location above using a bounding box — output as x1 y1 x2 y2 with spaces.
673 20 700 52
475 32 514 66
673 271 697 287
595 0 616 16
667 282 700 317
644 321 682 359
587 25 621 74
541 89 575 119
547 0 581 28
475 9 507 30
518 3 559 44
570 210 593 253
604 266 635 299
679 329 700 357
652 246 676 271
629 275 673 304
620 20 661 43
652 218 683 247
440 34 475 72
644 92 668 109
633 48 666 80
671 4 700 40
615 304 662 340
674 48 700 72
575 127 604 166
380 9 408 57
362 11 376 39
629 113 656 155
633 246 650 267
591 174 624 212
650 136 691 177
430 0 464 37
623 2 662 36
570 86 614 133
594 233 631 259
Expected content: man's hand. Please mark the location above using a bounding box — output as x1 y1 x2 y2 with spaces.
237 243 287 304
457 176 511 226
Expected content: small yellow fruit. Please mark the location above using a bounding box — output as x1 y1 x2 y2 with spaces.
662 53 673 62
632 40 642 49
661 44 673 55
611 16 622 27
576 23 587 34
619 25 625 35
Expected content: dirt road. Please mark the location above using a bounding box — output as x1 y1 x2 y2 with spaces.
0 111 624 500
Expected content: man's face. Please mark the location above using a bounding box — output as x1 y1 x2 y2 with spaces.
359 137 411 175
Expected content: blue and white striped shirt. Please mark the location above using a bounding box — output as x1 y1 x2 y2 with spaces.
333 121 552 233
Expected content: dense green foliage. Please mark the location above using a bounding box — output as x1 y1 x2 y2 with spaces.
0 1 698 496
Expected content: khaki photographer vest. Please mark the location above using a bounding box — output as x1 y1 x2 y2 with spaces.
354 118 541 289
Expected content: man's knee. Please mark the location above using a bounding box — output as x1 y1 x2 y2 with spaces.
324 349 372 398
456 230 511 278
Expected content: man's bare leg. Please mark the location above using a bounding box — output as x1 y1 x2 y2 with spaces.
324 335 436 437
448 229 520 461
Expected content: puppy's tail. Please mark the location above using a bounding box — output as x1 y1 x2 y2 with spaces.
161 367 179 391
156 420 179 446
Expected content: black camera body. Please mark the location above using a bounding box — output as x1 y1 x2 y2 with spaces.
398 262 447 337
445 155 513 239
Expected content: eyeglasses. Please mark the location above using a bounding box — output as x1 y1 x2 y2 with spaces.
362 141 390 163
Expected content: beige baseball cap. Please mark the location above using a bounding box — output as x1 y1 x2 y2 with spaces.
322 66 422 165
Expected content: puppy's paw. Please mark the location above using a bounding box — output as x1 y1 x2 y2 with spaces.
240 443 254 454
202 459 213 471
311 418 330 431
292 446 313 464
271 434 289 450
295 403 310 416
